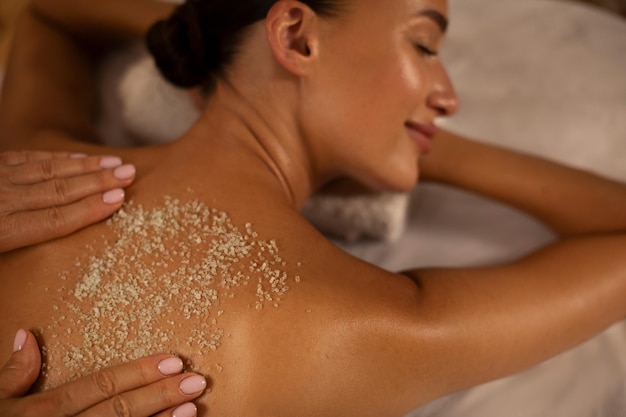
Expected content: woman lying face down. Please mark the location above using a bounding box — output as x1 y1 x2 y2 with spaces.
1 0 626 416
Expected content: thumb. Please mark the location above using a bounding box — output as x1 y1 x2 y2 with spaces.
0 330 42 398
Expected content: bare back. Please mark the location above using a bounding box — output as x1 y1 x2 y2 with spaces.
3 3 626 414
3 125 626 417
0 143 424 417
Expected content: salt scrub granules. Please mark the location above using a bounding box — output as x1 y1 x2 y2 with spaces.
41 196 300 387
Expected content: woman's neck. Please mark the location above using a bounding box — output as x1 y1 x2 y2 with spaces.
163 83 323 210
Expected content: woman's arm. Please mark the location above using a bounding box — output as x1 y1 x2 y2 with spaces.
365 129 626 410
0 4 100 151
30 0 175 40
322 132 626 411
398 234 626 403
421 128 626 235
0 0 175 152
0 7 145 250
324 231 626 415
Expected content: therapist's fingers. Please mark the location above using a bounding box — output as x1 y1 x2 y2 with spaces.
44 356 206 417
0 353 207 417
0 152 136 252
0 150 137 252
0 330 41 399
0 151 79 166
154 403 198 417
0 192 127 252
9 165 136 211
5 155 125 185
78 373 207 417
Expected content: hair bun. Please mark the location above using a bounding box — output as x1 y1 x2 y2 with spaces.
146 2 222 88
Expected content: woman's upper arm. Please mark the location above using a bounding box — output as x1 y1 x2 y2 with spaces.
326 234 626 413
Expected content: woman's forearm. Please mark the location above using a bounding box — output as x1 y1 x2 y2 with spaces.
424 129 626 236
0 8 100 151
0 1 176 152
30 0 175 40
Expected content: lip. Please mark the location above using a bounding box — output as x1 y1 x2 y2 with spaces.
404 121 438 155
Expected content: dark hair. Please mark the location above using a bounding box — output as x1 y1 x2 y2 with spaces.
146 0 344 91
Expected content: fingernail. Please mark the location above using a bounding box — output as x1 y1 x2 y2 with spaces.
13 329 27 352
113 164 136 180
173 402 197 417
158 357 184 376
103 189 125 205
70 153 87 159
100 156 123 169
179 375 207 395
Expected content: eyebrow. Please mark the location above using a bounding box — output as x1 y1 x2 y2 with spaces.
414 9 449 33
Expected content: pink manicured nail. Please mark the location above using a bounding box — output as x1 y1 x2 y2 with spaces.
158 357 184 376
13 329 27 352
173 403 197 417
103 189 125 205
179 375 207 395
113 164 136 180
100 156 123 169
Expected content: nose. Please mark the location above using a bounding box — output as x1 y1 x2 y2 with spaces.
427 65 459 117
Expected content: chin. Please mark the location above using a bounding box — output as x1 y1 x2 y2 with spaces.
388 176 419 193
391 158 421 191
365 165 420 193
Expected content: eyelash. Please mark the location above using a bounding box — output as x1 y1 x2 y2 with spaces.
415 44 438 57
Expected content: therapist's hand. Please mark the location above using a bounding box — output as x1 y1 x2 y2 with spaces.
0 151 136 253
0 329 207 417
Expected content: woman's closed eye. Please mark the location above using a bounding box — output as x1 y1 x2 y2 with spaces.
414 43 439 57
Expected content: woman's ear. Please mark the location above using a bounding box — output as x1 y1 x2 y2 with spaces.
265 1 319 76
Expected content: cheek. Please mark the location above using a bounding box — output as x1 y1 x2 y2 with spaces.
299 46 425 188
357 50 427 131
340 57 421 135
397 54 425 99
308 61 413 143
